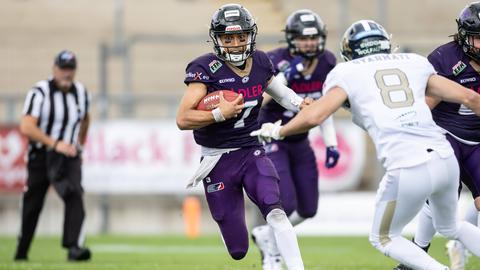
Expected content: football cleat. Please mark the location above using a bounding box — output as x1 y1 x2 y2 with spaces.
446 240 467 270
393 265 412 270
68 246 91 261
251 225 283 270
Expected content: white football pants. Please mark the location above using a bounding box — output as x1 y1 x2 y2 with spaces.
369 151 460 270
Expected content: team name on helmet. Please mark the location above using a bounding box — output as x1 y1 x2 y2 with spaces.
341 20 391 61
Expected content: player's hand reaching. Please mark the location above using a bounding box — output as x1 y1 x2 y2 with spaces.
283 56 305 82
300 97 314 110
325 146 340 168
250 120 284 144
217 91 244 119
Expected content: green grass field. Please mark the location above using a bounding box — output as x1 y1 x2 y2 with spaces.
0 235 479 269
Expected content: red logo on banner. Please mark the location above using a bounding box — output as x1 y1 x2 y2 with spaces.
0 126 28 192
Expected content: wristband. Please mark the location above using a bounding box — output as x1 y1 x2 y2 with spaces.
212 108 226 122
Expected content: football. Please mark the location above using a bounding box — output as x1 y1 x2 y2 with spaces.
196 90 243 111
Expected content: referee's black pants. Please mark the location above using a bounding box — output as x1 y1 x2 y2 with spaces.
15 149 85 258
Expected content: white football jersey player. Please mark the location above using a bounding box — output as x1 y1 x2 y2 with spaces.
323 52 453 170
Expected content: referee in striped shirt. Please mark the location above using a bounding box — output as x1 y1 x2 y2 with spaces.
15 50 91 261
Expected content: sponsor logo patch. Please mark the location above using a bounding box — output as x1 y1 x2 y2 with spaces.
452 61 467 76
219 78 235 83
224 10 240 18
277 60 290 72
302 27 318 36
300 14 315 22
186 72 210 81
209 60 223 73
460 77 477 84
225 25 242 32
207 182 225 193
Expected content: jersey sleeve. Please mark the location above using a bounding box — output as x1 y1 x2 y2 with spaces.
256 50 276 80
22 87 44 118
322 64 350 96
184 59 215 85
415 54 437 77
324 50 337 69
427 49 445 75
266 50 284 75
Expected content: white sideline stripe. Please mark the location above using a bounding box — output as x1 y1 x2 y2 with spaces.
91 244 225 253
91 244 352 254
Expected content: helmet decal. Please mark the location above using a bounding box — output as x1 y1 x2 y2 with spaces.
340 20 391 61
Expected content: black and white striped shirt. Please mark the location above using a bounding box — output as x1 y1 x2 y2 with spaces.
22 78 91 150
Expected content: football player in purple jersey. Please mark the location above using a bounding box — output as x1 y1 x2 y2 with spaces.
395 2 480 270
176 4 311 269
251 9 340 270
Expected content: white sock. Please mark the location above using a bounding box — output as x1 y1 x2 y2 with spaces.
455 221 480 256
464 203 479 227
414 203 437 248
288 211 306 227
266 208 304 270
381 237 448 270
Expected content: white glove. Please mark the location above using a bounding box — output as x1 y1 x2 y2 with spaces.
250 120 284 144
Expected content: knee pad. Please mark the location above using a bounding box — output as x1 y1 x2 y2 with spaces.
266 208 292 232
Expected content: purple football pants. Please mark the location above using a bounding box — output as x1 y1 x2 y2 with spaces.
202 146 282 260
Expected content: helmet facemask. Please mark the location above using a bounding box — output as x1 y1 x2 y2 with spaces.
288 33 326 59
456 2 480 62
210 26 257 64
285 10 327 59
209 4 257 64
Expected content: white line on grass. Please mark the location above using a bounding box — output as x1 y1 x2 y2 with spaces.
92 244 225 253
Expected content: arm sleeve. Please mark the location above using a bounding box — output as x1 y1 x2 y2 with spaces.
22 88 44 118
265 75 304 112
319 116 338 147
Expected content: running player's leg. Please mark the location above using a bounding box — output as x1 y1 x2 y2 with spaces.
429 154 480 257
202 152 249 260
290 139 319 225
252 141 293 269
369 161 448 270
243 148 304 270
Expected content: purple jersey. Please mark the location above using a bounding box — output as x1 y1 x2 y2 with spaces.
428 41 480 142
184 51 275 148
259 48 336 141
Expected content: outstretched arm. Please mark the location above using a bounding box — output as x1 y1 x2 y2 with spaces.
426 74 480 116
280 87 348 138
264 76 304 112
